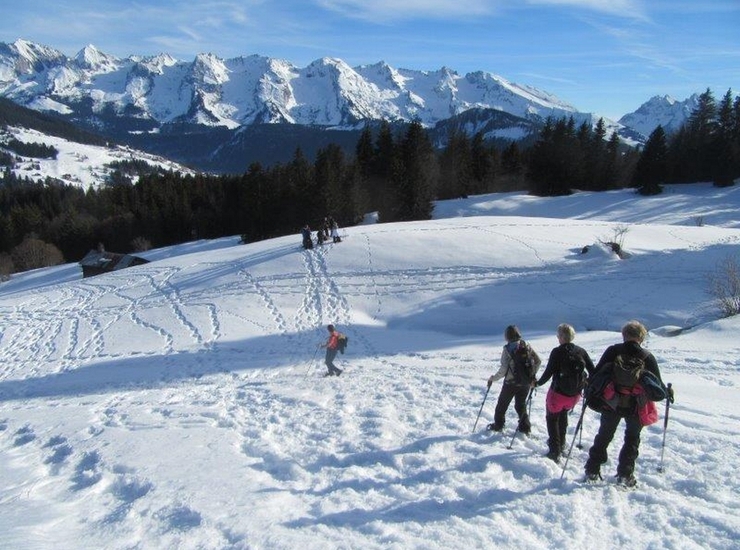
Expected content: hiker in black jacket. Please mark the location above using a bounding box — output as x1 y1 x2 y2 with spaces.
535 323 595 462
584 320 663 487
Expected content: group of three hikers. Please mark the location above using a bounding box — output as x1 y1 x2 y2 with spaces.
486 320 670 487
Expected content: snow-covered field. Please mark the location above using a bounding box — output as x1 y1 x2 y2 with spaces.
1 183 739 549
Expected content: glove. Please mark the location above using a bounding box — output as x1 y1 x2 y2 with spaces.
487 376 494 388
667 385 675 404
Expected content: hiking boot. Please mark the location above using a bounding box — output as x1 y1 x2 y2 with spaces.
584 472 602 482
616 475 637 488
545 450 560 463
486 423 503 432
335 369 343 376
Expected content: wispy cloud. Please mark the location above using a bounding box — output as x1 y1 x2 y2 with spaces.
316 0 495 22
526 0 649 20
316 0 649 22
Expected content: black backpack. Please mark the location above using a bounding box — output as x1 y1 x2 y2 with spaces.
337 334 348 354
508 340 536 387
555 345 587 396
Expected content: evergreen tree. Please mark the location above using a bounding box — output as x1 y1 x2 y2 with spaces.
528 117 581 196
713 89 738 186
685 88 718 181
438 128 473 200
470 131 495 192
382 121 436 222
632 125 668 194
355 125 375 178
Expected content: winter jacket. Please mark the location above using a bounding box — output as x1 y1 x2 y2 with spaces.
536 342 595 394
489 340 542 385
586 340 664 424
326 331 340 350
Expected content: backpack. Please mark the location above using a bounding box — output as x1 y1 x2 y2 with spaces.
585 351 655 412
555 345 587 397
508 340 536 387
612 353 646 392
337 334 348 354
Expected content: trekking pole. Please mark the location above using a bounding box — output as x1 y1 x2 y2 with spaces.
576 418 584 449
305 344 321 377
508 387 535 450
657 383 673 473
560 399 588 480
472 382 492 433
527 386 536 418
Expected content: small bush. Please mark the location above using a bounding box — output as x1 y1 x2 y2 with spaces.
599 225 630 259
10 236 64 272
130 237 152 252
707 254 740 317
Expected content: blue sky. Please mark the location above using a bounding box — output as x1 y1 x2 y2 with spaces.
1 0 738 119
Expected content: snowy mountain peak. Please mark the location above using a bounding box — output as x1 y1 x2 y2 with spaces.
131 53 179 75
6 39 66 73
74 44 119 72
191 53 230 86
619 93 700 138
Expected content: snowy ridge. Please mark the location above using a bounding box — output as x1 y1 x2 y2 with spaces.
0 183 739 548
1 125 194 188
618 94 700 139
2 39 597 132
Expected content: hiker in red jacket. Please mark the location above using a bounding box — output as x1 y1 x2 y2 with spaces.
321 324 343 376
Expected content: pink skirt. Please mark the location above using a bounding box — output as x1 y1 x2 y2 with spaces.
546 387 581 414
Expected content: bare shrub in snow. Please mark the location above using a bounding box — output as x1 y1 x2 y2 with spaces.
707 254 740 317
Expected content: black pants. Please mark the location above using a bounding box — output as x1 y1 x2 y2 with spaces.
585 409 643 477
325 348 341 375
546 410 569 455
493 383 531 432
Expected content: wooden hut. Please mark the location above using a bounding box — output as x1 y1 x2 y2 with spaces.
79 249 149 278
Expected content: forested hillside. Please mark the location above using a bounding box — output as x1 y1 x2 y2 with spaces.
1 89 738 279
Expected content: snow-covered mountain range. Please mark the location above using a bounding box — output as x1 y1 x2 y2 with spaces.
1 38 688 140
0 39 703 173
1 39 581 130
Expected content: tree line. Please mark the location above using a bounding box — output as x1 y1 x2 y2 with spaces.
1 88 738 278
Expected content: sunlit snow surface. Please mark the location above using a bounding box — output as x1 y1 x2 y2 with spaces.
1 183 739 549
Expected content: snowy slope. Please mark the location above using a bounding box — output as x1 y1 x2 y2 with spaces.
0 183 739 549
1 125 194 188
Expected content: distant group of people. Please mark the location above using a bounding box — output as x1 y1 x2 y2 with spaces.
485 320 669 487
301 216 341 249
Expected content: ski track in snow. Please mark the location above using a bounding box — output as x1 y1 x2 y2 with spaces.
1 187 740 548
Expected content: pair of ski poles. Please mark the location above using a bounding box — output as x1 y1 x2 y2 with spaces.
471 382 535 447
559 382 674 478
